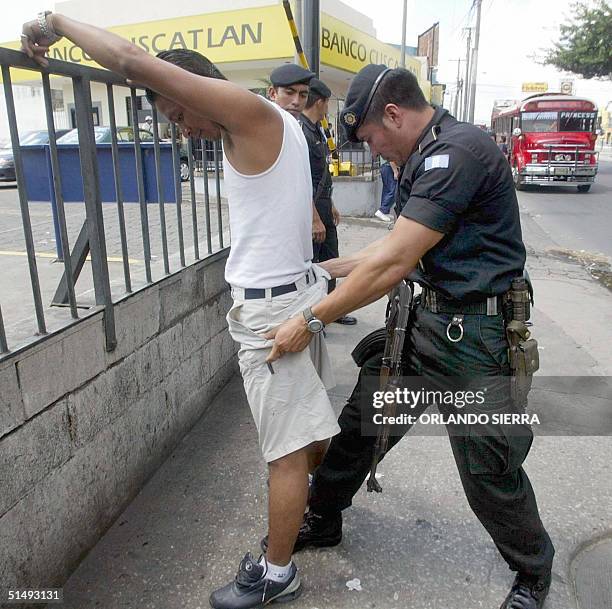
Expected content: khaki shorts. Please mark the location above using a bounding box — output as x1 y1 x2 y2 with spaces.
227 265 340 462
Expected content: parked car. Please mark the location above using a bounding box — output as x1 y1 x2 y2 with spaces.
58 127 191 181
56 126 154 144
0 129 71 182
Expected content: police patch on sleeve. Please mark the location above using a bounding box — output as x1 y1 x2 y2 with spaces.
424 154 450 171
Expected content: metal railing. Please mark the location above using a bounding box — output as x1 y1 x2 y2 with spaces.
331 143 381 177
0 47 228 358
330 97 381 177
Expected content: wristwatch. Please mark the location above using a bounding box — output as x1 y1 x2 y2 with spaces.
302 307 325 334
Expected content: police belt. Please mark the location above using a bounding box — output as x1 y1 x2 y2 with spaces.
422 287 505 316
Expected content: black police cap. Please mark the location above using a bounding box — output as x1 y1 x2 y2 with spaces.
270 64 315 87
309 78 332 99
340 64 392 142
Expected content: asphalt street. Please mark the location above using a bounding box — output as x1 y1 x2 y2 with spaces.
517 159 612 260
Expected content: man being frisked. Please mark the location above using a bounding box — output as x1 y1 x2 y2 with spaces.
21 12 340 609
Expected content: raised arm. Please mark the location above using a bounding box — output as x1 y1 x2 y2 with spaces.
21 14 279 143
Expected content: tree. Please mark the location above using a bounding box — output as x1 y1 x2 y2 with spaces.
545 0 612 80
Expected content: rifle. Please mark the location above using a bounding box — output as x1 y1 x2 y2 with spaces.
367 280 414 493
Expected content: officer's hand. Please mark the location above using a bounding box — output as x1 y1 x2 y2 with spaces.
265 316 313 362
332 205 341 226
313 214 326 243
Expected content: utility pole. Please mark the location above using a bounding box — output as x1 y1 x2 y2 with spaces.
303 0 320 76
449 59 463 117
400 0 408 68
462 27 472 121
468 0 482 124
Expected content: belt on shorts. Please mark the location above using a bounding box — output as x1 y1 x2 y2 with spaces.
233 268 316 300
422 287 505 315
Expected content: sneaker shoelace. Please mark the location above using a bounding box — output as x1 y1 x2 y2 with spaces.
235 553 265 588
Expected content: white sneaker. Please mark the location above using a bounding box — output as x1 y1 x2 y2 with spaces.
375 210 393 222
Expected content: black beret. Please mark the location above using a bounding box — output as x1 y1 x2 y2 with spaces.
270 64 315 87
309 78 332 99
340 64 392 142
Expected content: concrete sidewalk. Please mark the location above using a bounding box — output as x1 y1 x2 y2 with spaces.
58 216 611 609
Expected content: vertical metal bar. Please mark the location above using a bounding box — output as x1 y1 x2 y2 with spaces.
170 123 186 267
575 145 578 173
42 73 78 319
186 135 200 260
130 88 152 283
201 139 213 254
44 146 63 259
72 76 116 351
151 105 170 274
1 65 47 335
106 84 132 293
0 305 9 354
213 139 224 249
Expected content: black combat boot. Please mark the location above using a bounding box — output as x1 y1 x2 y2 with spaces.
500 572 551 609
260 509 343 553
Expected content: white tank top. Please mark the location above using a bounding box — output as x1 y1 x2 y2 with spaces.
223 100 313 288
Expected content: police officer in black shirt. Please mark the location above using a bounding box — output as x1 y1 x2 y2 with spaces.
267 65 554 609
300 78 356 325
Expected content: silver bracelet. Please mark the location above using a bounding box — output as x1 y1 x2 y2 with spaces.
37 11 62 43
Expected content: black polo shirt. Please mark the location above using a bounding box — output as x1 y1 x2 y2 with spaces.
300 114 331 197
399 107 526 301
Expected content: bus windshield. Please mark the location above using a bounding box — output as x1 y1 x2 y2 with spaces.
521 112 558 132
559 111 597 132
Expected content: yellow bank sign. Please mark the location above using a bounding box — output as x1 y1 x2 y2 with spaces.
1 5 293 81
321 14 423 76
1 4 428 91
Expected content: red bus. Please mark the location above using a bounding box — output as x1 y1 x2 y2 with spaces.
491 93 599 192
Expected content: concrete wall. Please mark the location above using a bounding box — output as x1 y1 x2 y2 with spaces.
332 175 382 218
0 250 238 597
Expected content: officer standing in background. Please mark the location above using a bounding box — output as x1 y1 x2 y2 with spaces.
300 78 357 325
268 64 327 246
266 65 554 609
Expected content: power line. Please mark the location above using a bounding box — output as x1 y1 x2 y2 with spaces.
448 1 476 38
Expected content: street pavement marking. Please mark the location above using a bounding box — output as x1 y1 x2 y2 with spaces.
0 250 141 264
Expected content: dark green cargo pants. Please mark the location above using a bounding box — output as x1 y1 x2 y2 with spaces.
309 298 554 578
